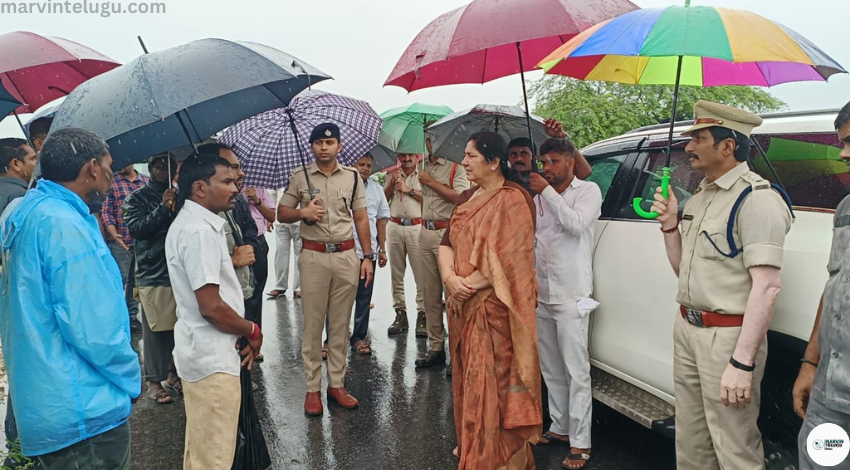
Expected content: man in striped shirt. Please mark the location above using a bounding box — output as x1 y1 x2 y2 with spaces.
102 164 149 327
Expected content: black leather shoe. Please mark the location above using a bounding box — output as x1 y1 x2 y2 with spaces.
387 310 409 335
415 350 446 368
415 311 427 338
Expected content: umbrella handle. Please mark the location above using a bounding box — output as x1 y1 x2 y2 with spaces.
632 167 671 220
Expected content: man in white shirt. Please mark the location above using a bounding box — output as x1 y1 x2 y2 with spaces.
165 154 263 470
268 188 302 299
528 138 602 470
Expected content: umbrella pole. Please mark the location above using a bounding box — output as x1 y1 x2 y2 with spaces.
516 42 537 172
285 108 317 226
13 112 34 149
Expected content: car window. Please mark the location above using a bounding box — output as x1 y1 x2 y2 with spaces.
586 154 628 202
751 133 847 211
620 141 700 219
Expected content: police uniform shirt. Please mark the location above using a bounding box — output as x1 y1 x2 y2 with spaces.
676 162 792 314
281 161 366 243
422 158 469 221
812 194 850 415
390 168 423 219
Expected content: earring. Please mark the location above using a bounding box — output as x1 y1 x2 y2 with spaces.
490 166 496 171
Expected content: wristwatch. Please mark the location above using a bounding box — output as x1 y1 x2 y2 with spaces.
364 253 377 260
408 189 416 197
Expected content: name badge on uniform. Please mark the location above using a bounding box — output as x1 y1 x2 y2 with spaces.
682 214 694 221
309 188 321 196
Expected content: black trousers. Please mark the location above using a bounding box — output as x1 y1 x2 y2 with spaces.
244 237 269 328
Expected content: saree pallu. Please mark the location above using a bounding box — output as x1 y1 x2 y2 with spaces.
448 185 541 470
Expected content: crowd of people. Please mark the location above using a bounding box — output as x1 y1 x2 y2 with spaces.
0 98 848 470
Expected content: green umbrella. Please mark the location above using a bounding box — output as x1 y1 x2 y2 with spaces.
379 103 453 154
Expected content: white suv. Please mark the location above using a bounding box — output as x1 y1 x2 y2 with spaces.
581 109 842 461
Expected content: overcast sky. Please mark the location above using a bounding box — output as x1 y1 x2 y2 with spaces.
0 0 846 138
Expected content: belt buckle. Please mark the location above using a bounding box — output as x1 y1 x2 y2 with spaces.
324 242 339 253
425 221 436 230
685 308 705 327
402 218 413 226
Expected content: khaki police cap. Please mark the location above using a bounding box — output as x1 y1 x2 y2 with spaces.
681 100 763 137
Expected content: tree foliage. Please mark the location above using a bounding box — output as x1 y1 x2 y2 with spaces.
528 76 787 149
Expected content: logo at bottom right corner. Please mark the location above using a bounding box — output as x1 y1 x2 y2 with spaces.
808 423 850 467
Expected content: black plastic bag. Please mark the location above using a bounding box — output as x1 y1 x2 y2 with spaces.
231 361 271 470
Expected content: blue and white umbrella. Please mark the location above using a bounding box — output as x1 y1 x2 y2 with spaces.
220 90 382 189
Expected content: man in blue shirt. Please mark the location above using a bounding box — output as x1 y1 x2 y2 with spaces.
0 128 141 470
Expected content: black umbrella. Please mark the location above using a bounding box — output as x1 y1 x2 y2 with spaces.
50 38 331 169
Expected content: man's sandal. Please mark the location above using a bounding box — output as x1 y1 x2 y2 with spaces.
162 379 183 396
266 290 286 299
562 451 591 470
148 389 173 405
353 341 372 356
322 345 328 360
538 431 570 446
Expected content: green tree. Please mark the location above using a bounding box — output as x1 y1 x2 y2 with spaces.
529 76 786 148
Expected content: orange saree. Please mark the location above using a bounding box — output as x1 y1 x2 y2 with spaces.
447 184 541 470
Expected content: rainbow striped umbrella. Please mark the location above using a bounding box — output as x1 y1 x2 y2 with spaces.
536 1 846 219
537 4 846 86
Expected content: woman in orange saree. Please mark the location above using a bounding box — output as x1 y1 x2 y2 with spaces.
438 131 541 470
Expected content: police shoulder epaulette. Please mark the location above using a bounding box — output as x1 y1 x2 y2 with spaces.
290 166 305 175
740 172 770 191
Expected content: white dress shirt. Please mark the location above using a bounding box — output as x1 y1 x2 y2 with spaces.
535 178 602 305
165 200 246 382
354 177 391 259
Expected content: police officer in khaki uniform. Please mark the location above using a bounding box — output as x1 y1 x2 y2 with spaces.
277 123 374 416
415 132 469 368
383 153 426 336
652 101 793 470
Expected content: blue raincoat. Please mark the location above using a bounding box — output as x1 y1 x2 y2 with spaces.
0 180 141 456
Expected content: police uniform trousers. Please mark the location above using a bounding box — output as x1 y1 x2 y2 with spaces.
798 397 850 469
418 227 446 352
299 248 360 392
673 311 768 470
387 222 424 313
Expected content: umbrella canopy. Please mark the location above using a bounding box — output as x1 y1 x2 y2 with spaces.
0 86 22 118
379 103 453 154
219 90 382 189
0 31 119 113
426 104 549 163
23 97 63 138
50 38 330 169
384 0 638 91
538 5 847 86
367 144 401 175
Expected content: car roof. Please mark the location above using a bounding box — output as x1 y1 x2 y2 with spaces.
583 109 840 152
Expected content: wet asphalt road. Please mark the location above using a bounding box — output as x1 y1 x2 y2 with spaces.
128 233 676 470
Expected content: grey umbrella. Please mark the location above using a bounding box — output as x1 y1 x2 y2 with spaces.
425 104 549 164
50 38 330 169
